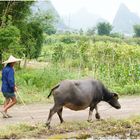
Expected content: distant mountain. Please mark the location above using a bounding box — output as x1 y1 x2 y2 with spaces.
31 1 67 31
63 8 106 30
113 3 140 35
31 2 140 34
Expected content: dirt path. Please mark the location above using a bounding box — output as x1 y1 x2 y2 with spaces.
0 96 140 127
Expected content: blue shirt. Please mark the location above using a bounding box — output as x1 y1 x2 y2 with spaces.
1 65 15 93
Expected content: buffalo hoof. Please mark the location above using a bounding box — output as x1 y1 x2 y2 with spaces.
47 125 51 129
95 113 100 120
87 119 93 123
45 123 51 129
60 120 65 124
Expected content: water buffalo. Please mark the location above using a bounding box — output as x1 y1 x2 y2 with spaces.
46 78 121 127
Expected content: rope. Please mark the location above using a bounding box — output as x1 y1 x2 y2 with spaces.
16 91 34 119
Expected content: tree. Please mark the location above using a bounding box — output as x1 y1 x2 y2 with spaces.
79 28 84 35
0 25 21 69
86 27 96 36
30 10 56 35
0 1 34 69
97 22 112 36
0 1 34 27
133 24 140 37
0 1 55 68
20 10 55 66
20 21 44 60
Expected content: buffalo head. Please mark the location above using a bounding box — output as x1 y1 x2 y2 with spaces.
107 93 121 109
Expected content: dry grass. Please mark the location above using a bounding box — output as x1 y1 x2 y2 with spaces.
0 116 140 139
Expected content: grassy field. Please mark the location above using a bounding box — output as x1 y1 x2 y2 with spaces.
0 35 140 105
0 61 140 105
0 116 140 139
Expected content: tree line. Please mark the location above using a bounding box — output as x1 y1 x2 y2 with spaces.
85 22 140 37
0 1 55 69
0 1 140 69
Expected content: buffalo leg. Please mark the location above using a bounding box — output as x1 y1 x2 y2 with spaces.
46 105 61 127
95 105 100 119
88 106 95 122
57 107 64 123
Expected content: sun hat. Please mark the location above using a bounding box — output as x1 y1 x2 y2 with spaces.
2 55 22 64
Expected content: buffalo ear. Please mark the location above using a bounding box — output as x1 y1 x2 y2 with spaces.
112 93 119 99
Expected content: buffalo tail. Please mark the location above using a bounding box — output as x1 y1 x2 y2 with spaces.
47 84 60 98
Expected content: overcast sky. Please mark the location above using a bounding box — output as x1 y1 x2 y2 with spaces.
50 0 140 23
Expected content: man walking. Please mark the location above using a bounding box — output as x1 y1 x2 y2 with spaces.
1 55 21 118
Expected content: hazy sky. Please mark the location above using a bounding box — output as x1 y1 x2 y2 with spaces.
50 0 140 23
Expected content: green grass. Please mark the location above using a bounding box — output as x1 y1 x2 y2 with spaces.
0 116 140 139
0 65 140 105
1 34 140 105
